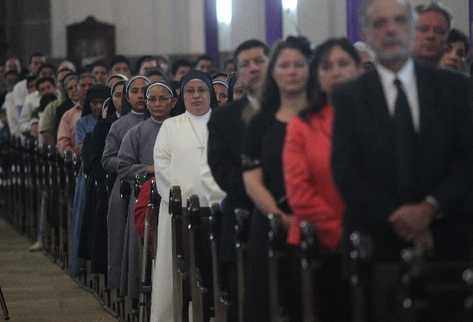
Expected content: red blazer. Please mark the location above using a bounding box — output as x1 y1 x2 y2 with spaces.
283 105 344 250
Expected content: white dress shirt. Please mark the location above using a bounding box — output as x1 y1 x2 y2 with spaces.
376 59 420 132
18 91 40 133
3 92 20 137
247 95 260 112
376 59 441 212
12 79 27 109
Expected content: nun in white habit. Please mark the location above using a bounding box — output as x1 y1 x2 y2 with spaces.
150 71 226 322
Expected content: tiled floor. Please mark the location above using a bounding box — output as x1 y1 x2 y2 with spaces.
0 217 117 322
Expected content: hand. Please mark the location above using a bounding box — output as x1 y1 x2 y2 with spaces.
277 212 293 229
146 165 155 173
388 202 435 242
413 229 434 253
102 104 109 119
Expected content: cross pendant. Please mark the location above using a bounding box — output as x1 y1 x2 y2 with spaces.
197 146 205 156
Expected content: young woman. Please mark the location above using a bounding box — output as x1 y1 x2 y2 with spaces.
283 38 362 321
241 36 312 322
75 85 109 151
75 85 110 271
227 72 245 102
78 86 124 276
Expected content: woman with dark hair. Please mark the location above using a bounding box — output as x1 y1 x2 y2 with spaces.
69 85 110 277
75 85 109 150
76 86 110 272
283 37 361 321
83 80 126 177
241 35 312 322
79 97 117 276
77 80 129 278
226 72 245 102
151 70 225 322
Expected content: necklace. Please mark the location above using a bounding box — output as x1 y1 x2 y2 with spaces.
186 116 206 156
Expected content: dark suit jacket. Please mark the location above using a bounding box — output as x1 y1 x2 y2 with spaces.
207 97 254 262
331 63 473 261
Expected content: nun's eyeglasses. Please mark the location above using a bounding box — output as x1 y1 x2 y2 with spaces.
147 96 172 103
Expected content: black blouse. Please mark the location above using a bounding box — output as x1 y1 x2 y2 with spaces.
242 111 288 208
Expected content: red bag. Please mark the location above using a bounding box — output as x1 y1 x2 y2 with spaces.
134 177 154 239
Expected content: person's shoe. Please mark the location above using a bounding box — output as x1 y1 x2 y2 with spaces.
29 241 43 252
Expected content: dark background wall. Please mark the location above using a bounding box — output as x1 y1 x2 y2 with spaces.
0 0 51 65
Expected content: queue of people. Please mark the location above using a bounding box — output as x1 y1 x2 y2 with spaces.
1 1 473 322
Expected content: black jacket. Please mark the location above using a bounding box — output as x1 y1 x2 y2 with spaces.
207 97 254 261
331 63 473 261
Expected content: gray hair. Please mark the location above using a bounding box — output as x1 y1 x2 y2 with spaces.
354 41 376 61
359 0 416 33
415 1 452 28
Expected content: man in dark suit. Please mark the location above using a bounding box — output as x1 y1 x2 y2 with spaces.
332 0 473 319
207 39 269 319
332 0 473 261
414 2 451 68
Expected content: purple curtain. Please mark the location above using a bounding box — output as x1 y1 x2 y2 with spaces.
265 0 283 46
470 0 473 48
347 0 361 43
204 0 219 63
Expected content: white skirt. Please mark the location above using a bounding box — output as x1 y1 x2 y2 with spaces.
150 200 174 322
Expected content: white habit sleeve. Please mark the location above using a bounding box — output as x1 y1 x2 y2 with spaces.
154 120 174 204
200 150 226 205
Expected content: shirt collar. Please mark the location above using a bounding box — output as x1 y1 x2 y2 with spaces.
247 95 260 111
376 58 415 87
185 108 211 122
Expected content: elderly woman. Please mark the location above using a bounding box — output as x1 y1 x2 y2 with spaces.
151 71 225 322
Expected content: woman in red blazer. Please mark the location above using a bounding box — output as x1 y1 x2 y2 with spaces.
283 37 362 321
283 38 360 250
284 38 362 250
